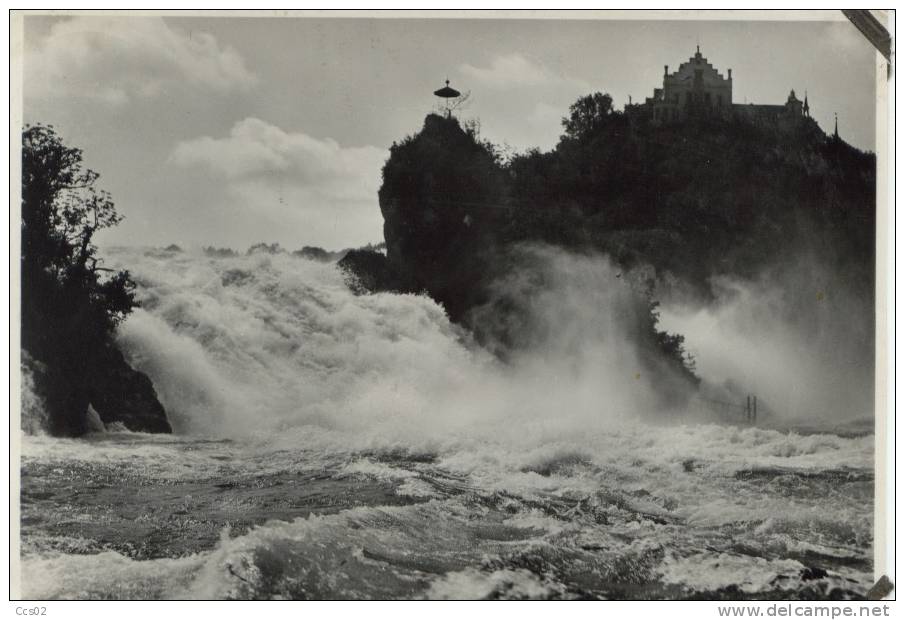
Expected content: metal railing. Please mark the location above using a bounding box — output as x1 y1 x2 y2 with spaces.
694 394 758 424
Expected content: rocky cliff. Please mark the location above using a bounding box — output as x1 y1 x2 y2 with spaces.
372 103 875 404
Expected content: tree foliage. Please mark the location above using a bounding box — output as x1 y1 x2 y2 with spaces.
509 93 875 295
561 92 614 141
21 124 137 365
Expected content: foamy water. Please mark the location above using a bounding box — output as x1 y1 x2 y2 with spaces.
19 247 874 599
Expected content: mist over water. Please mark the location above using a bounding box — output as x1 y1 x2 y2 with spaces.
658 257 874 427
111 246 673 449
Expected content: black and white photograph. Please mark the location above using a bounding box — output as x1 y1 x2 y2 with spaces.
11 10 893 603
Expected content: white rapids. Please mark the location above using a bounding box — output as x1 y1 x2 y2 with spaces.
19 246 874 600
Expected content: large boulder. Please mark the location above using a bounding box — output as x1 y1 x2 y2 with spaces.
23 342 171 436
337 249 399 294
86 344 172 434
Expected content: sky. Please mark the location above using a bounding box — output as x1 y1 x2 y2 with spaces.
21 14 879 251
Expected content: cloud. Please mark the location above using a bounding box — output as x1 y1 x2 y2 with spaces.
26 16 256 104
170 118 386 202
455 55 591 151
530 101 565 127
460 53 589 91
168 118 388 248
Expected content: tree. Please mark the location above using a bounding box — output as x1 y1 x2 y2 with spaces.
21 126 177 436
21 124 136 356
561 92 614 141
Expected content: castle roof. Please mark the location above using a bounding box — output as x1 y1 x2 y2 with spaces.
667 47 730 82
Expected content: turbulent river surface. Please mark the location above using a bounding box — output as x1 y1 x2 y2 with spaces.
19 247 874 600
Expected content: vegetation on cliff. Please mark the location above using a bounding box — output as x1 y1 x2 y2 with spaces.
375 95 875 401
380 114 509 319
506 94 874 297
21 124 170 436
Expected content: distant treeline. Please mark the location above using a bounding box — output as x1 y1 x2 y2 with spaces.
193 241 387 262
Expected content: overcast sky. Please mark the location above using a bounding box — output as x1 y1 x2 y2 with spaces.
22 14 878 251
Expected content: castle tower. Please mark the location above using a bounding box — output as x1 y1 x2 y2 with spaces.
650 47 732 123
643 49 816 128
785 89 803 116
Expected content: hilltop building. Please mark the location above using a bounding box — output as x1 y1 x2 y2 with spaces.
629 47 812 126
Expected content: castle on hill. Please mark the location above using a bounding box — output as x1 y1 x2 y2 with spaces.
627 46 812 126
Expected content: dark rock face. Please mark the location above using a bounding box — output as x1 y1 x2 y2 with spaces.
337 249 399 294
24 343 172 436
379 114 507 321
86 344 172 434
24 353 90 437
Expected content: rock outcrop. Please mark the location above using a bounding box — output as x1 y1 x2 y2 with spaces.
375 105 875 406
23 343 171 436
86 344 172 433
381 110 875 309
337 249 400 294
379 114 508 321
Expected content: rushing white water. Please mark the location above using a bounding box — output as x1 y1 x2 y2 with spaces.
19 246 874 600
109 245 670 446
20 354 49 436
